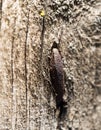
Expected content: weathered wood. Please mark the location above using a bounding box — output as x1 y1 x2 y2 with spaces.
0 0 101 130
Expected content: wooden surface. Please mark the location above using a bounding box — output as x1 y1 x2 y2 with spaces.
0 0 101 130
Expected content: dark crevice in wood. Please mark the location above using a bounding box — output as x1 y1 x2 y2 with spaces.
11 16 17 92
50 42 67 120
11 17 16 129
0 0 2 29
25 6 30 129
39 15 46 130
40 16 45 64
94 43 101 48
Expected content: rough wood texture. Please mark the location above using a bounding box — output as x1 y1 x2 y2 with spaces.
0 0 101 130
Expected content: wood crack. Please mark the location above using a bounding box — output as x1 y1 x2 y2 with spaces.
11 18 17 130
40 16 45 64
0 0 2 29
25 7 29 129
